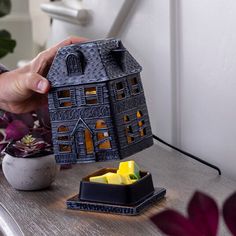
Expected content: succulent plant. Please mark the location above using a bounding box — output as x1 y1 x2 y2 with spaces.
5 134 52 158
0 105 52 158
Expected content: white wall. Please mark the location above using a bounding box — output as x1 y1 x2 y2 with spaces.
118 0 174 144
176 0 236 180
118 0 236 180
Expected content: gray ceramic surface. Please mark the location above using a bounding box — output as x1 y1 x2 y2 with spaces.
2 154 59 191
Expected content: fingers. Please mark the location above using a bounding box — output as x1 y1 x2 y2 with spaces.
55 36 88 49
32 36 88 75
18 72 50 95
40 36 88 64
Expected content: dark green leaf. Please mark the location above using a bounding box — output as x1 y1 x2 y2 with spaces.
0 29 16 59
0 29 11 39
0 0 12 17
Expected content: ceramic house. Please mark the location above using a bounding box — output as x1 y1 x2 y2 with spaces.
47 38 153 164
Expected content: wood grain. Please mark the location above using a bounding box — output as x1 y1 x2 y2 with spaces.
0 143 235 235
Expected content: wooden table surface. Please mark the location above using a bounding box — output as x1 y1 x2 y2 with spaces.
0 143 235 236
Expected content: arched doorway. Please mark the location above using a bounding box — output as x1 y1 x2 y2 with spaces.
74 119 95 162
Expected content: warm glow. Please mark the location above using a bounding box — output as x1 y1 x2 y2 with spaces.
137 110 143 118
85 128 94 154
58 125 69 132
60 101 72 107
124 115 129 122
85 87 97 95
127 136 134 144
96 120 111 149
59 144 72 153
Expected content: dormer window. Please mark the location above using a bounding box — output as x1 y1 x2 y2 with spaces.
66 51 84 76
111 44 127 71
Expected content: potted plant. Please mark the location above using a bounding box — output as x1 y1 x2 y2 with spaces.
0 106 59 190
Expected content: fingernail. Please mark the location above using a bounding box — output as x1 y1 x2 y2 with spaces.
37 80 48 92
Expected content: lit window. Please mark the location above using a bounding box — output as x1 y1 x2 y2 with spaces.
57 89 73 108
59 144 72 153
136 110 146 137
96 120 106 129
85 87 98 105
124 115 129 122
125 125 134 144
140 128 146 137
59 101 72 107
126 125 133 133
137 110 143 118
58 125 69 133
96 120 111 149
85 87 97 95
127 136 134 143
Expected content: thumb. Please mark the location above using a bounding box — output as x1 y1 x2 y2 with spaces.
19 72 50 94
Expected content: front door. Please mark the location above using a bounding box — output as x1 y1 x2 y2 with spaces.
75 127 95 162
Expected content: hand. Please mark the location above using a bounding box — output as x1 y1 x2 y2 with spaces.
0 36 87 114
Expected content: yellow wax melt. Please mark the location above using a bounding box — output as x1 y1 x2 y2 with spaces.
89 160 141 185
104 172 123 185
117 160 140 180
89 175 108 184
120 174 134 185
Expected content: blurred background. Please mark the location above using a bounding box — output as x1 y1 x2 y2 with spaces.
1 0 236 181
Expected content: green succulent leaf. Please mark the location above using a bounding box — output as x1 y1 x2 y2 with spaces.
0 29 16 59
0 0 12 17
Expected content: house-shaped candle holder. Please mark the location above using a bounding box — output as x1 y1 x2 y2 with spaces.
47 38 153 164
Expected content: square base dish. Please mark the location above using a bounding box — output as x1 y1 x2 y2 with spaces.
78 168 156 205
67 187 166 216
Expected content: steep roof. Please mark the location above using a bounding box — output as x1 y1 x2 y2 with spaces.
47 38 142 88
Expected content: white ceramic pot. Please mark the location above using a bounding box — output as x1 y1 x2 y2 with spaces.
2 154 59 191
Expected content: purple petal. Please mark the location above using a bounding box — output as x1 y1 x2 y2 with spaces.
7 113 34 128
187 191 219 236
5 120 29 140
223 192 236 236
150 210 201 236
